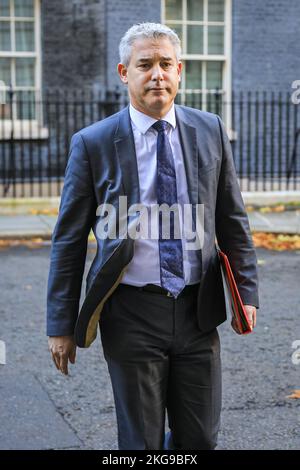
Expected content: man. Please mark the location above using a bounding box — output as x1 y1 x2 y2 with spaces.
47 23 259 450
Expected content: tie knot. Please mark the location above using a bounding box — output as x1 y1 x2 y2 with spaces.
152 120 169 133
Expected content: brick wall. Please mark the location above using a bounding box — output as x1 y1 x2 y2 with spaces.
41 0 106 91
232 0 300 92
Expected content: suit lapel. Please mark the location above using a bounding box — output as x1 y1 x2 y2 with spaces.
175 106 198 205
114 105 198 207
114 106 140 205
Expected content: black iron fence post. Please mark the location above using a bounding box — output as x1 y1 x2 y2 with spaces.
5 85 15 197
1 89 299 197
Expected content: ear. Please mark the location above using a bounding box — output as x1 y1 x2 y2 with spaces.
118 63 128 84
177 61 182 82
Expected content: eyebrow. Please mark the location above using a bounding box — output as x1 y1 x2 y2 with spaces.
136 56 174 63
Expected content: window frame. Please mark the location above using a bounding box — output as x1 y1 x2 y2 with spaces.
0 0 47 139
162 0 233 136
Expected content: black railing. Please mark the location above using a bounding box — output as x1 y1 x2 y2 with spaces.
230 90 300 191
0 89 299 197
0 88 124 198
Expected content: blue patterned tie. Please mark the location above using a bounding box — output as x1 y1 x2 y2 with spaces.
152 120 185 298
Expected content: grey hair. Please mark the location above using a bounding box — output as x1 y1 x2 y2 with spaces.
119 22 181 67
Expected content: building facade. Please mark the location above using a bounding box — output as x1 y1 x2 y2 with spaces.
1 0 300 195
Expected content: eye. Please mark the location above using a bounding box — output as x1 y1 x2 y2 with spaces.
162 63 172 69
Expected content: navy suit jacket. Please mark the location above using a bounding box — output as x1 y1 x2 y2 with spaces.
47 104 259 348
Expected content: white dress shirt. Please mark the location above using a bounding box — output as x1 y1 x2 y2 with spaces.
121 103 201 287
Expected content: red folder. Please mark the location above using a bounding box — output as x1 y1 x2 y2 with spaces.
217 249 253 335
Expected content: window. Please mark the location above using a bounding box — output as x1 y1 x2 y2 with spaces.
0 0 45 137
162 0 232 130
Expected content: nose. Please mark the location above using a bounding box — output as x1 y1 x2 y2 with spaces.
151 64 164 82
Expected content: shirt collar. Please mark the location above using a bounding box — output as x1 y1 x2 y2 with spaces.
129 103 176 135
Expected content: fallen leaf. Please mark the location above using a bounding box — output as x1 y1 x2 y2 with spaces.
29 208 58 215
259 206 272 213
0 238 46 248
252 232 300 251
286 390 300 399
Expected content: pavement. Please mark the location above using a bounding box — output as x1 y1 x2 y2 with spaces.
0 191 299 238
0 209 299 239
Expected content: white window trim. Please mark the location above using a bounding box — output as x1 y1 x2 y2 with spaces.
0 119 49 139
161 0 233 138
0 0 48 139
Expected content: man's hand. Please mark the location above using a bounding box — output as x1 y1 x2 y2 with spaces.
231 305 257 335
48 336 76 375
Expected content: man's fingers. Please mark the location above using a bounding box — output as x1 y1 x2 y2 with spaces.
49 346 69 374
49 344 60 370
249 311 255 328
231 318 242 335
48 336 76 374
69 347 76 364
58 352 69 375
51 353 60 370
244 305 257 329
231 306 257 335
51 350 66 374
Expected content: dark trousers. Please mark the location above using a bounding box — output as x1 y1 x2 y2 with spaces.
99 283 222 450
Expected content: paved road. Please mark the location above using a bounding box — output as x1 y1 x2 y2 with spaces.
0 243 299 450
1 210 300 238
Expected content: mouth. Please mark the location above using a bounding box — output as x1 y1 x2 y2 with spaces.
149 88 165 91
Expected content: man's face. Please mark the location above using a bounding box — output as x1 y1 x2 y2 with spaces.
118 36 182 119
